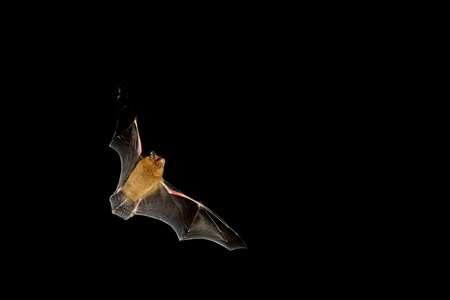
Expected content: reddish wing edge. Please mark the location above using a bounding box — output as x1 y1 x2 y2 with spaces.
132 181 248 251
110 85 246 251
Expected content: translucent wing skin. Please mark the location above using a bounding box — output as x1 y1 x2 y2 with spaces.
109 86 247 251
110 181 247 251
109 85 142 189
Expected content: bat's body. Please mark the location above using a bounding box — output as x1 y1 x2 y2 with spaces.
109 86 247 251
121 155 164 202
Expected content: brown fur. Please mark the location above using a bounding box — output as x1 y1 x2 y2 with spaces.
122 156 165 202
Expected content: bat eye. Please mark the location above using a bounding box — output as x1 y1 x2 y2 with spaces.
150 151 156 160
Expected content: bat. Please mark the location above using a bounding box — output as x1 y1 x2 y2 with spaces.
109 85 247 251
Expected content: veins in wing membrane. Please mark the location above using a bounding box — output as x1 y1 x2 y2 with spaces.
135 187 199 240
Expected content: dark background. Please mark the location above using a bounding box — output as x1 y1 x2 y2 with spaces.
1 7 375 297
5 28 299 295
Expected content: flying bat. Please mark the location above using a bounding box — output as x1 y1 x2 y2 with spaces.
109 85 247 251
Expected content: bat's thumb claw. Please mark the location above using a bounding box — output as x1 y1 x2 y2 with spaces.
117 84 128 98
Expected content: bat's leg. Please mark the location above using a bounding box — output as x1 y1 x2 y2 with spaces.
131 199 143 215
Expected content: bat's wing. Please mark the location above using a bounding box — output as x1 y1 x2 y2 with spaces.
108 85 246 250
109 85 143 189
134 181 247 251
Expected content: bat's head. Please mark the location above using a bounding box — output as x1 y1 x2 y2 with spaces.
142 151 166 177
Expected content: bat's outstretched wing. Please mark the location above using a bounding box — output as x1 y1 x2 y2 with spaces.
134 181 247 251
108 85 247 251
110 180 247 250
109 85 143 189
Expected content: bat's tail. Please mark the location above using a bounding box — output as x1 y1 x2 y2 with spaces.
109 190 136 220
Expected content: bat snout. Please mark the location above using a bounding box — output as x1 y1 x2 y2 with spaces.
156 157 165 167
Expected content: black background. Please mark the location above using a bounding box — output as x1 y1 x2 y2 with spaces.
5 27 297 296
1 7 375 297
